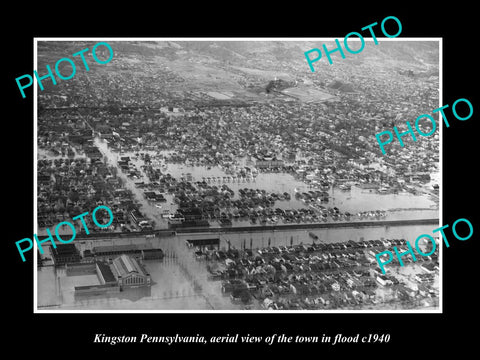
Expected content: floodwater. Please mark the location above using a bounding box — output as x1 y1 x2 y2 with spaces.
36 138 439 311
38 221 439 311
183 224 440 250
161 158 437 214
37 138 438 231
93 139 438 224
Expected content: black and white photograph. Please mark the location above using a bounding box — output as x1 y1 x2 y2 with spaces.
35 39 441 312
6 6 478 356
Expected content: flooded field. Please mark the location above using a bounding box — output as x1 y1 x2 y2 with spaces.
34 41 443 314
94 140 438 222
40 139 438 217
36 139 438 237
38 256 244 311
37 221 439 311
36 138 439 311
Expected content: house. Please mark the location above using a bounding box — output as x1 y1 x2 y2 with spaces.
421 262 437 273
84 146 103 161
255 155 284 169
178 207 203 221
376 275 392 286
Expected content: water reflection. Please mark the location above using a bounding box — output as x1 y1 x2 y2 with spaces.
38 139 439 310
99 144 438 223
39 219 440 311
74 284 152 302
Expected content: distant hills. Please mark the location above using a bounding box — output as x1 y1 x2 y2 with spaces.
36 39 439 104
37 39 439 73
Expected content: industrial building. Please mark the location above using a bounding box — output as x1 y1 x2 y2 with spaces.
110 254 151 288
88 244 164 260
74 253 152 295
51 244 81 266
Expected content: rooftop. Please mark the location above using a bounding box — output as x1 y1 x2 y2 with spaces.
96 261 116 283
111 254 148 278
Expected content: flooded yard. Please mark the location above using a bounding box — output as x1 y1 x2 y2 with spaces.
36 138 439 311
37 219 439 311
94 139 438 227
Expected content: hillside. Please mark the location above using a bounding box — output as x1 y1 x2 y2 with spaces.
36 39 439 106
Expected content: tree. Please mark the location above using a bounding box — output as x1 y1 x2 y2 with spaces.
68 189 80 203
54 198 65 213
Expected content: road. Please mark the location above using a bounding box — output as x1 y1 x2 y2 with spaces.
92 136 239 309
93 137 169 230
86 130 439 310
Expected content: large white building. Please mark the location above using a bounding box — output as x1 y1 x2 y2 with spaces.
110 254 151 288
